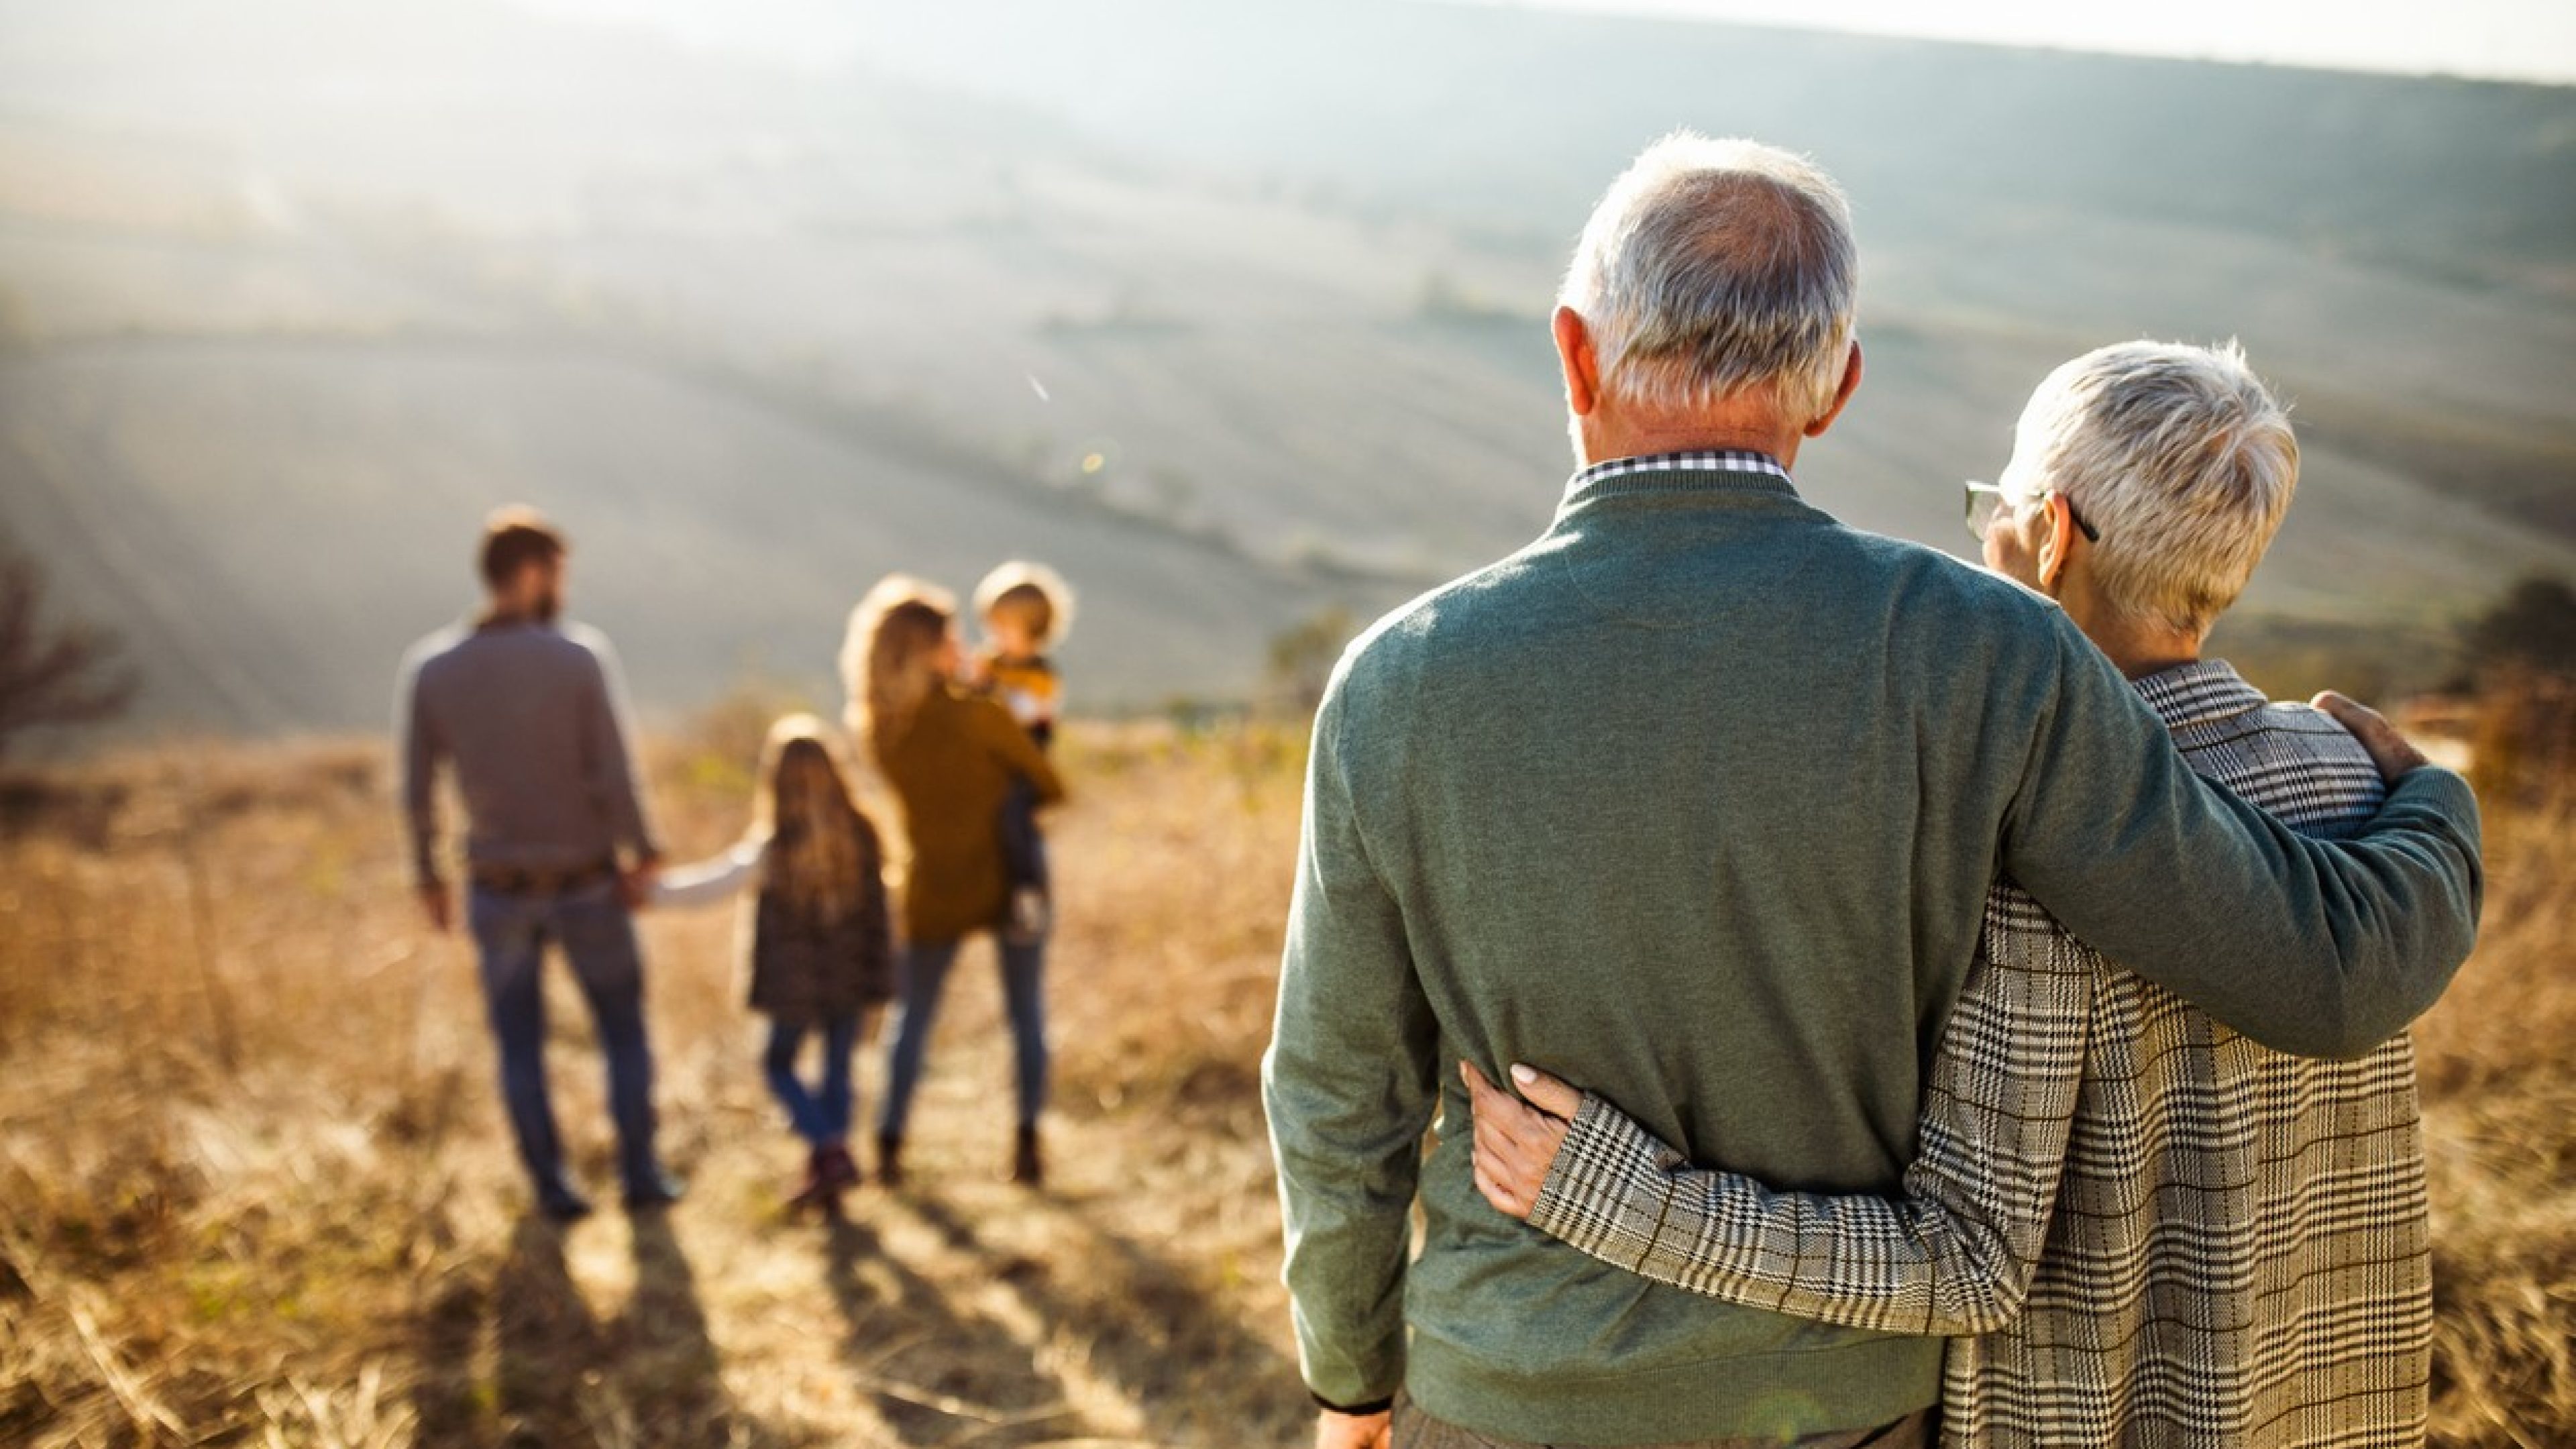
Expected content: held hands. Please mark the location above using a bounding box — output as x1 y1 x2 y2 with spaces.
1460 1061 1582 1221
2312 691 2428 784
620 859 663 912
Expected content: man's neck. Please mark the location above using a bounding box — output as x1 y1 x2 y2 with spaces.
1577 405 1805 472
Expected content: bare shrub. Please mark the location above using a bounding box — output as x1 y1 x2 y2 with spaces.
0 543 136 763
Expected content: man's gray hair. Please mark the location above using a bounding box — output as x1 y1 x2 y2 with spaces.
1558 133 1858 423
2004 339 2299 637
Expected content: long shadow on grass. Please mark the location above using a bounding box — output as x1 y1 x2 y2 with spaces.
623 1210 782 1445
411 1212 783 1448
820 1215 1089 1446
492 1215 608 1445
902 1195 1309 1441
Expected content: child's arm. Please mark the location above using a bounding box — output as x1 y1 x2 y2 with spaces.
979 700 1065 805
1025 662 1062 728
651 839 764 909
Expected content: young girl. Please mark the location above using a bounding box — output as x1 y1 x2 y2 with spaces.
843 576 1065 1188
657 714 895 1216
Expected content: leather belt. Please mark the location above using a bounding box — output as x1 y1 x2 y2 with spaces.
468 859 619 898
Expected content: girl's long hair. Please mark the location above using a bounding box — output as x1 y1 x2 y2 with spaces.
750 714 876 922
840 574 957 750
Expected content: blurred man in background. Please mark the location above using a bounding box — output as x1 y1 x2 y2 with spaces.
398 507 679 1222
1263 135 2481 1449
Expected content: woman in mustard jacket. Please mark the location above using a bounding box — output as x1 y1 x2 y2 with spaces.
843 575 1065 1188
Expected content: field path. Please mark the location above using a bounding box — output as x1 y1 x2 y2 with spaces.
390 1012 1304 1448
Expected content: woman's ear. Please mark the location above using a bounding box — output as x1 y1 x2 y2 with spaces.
2037 493 2076 591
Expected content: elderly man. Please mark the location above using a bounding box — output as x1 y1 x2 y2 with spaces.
1470 339 2438 1447
1262 136 2481 1449
400 508 680 1221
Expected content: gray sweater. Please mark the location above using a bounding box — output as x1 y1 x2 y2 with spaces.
1261 458 2483 1444
399 619 661 887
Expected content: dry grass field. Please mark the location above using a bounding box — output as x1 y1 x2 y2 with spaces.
0 694 2567 1447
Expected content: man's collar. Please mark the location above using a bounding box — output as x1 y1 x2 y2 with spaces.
1560 450 1799 511
2131 658 2269 731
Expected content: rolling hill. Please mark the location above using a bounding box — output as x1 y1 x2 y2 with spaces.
0 0 2569 733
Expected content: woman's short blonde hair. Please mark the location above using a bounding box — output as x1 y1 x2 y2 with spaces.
2002 339 2298 638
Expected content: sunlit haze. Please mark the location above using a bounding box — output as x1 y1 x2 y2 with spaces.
517 0 2576 85
3 0 2571 728
1467 0 2576 85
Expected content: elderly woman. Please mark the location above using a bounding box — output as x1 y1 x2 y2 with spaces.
1465 340 2440 1449
843 575 1065 1189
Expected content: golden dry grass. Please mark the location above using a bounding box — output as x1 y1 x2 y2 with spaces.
2409 684 2576 1448
0 698 2567 1447
0 720 1309 1447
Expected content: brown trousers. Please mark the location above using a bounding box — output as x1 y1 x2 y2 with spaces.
1391 1394 1936 1449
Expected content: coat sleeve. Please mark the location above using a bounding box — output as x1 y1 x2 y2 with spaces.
855 812 896 974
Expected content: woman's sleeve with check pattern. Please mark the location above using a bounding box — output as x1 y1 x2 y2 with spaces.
1525 886 2092 1334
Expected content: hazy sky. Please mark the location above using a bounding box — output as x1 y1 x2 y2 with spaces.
1467 0 2576 84
521 0 2576 85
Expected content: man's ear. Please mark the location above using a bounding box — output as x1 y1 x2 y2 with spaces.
1552 305 1601 418
1802 339 1864 438
2037 492 2076 590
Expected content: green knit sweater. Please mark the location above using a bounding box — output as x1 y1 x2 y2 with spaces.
1262 459 2483 1444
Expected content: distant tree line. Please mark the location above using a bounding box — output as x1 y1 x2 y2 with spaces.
2462 574 2576 686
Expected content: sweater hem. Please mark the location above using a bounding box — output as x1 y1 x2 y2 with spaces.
1403 1332 1941 1445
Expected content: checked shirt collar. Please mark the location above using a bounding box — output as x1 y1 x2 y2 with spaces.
1560 449 1799 511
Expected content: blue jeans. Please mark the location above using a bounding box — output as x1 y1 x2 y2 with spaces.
877 935 1046 1139
999 777 1050 894
763 1014 860 1146
467 879 663 1201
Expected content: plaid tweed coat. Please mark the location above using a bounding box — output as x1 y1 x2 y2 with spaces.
1529 660 2430 1448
